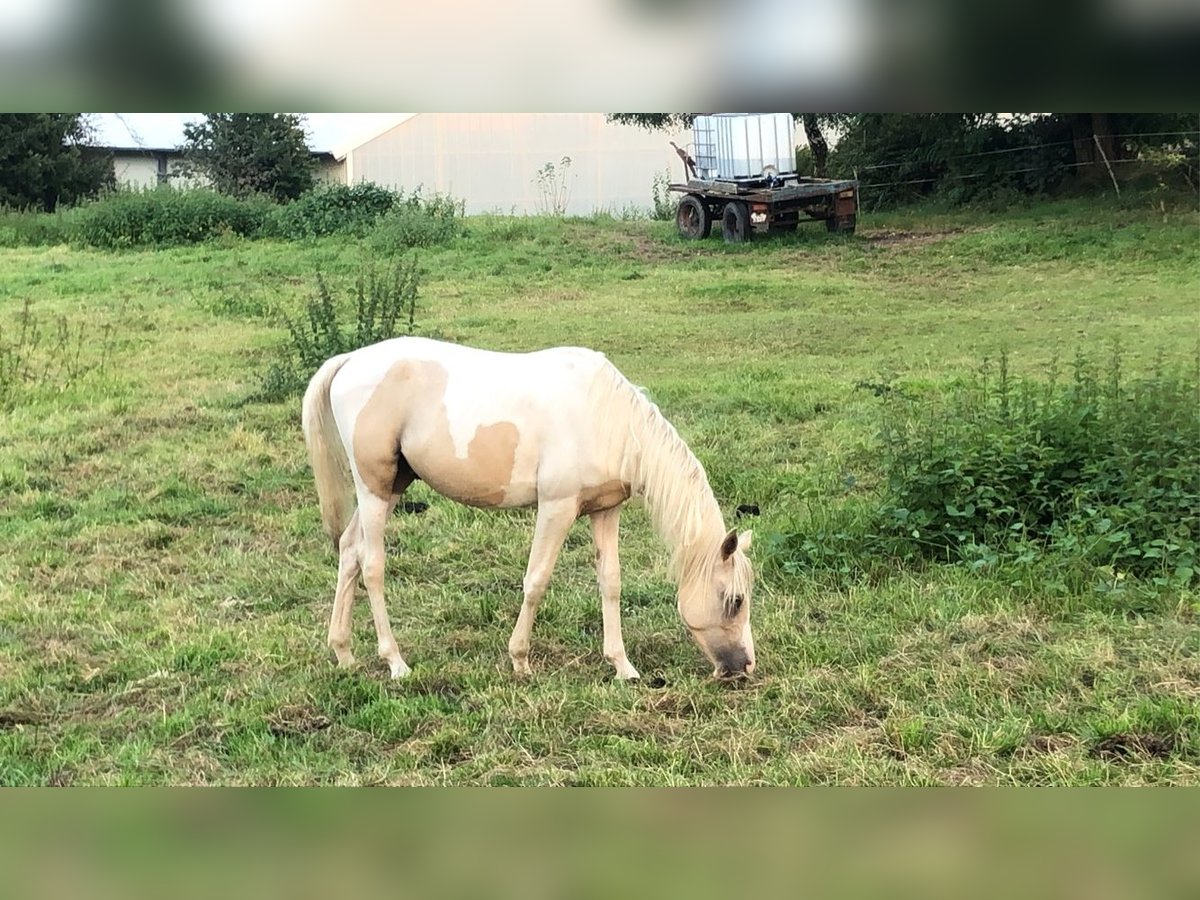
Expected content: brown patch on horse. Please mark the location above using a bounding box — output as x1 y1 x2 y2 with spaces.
456 421 520 506
578 479 631 515
353 360 519 507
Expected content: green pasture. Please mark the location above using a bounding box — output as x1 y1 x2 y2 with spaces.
0 194 1196 784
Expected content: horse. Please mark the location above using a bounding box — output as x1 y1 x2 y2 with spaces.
301 336 755 681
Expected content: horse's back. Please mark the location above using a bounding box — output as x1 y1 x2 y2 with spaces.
329 338 623 508
336 336 607 389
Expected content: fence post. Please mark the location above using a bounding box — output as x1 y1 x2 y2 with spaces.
1093 134 1121 196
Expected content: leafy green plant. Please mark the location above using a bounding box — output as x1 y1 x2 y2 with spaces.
259 257 421 400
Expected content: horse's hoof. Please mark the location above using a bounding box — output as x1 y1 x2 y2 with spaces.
388 659 412 679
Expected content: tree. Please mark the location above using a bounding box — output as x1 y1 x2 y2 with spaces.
180 114 315 202
0 114 114 212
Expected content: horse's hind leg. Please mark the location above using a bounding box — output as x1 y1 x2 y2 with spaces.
357 489 410 678
327 509 362 667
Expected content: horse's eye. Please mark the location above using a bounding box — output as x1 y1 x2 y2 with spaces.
726 593 744 616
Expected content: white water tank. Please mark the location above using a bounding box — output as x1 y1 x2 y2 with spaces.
692 114 797 181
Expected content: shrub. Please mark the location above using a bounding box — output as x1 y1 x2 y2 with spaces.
767 349 1199 596
875 350 1199 588
267 182 400 239
258 257 421 400
367 190 465 252
71 187 271 248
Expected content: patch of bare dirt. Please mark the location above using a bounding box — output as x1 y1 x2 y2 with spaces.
1090 732 1177 761
0 709 47 728
863 226 984 247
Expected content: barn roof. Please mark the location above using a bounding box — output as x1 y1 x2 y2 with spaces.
331 114 418 161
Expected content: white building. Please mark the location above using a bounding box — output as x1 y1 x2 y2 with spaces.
331 113 693 215
105 146 341 190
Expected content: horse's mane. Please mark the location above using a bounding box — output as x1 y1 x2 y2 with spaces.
590 360 729 588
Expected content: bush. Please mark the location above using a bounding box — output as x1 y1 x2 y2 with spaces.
258 257 421 400
267 182 401 239
874 350 1199 588
366 190 465 252
71 188 271 248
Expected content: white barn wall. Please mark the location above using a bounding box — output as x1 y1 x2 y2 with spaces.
112 155 162 189
341 114 694 215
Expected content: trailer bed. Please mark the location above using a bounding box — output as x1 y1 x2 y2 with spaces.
669 175 859 242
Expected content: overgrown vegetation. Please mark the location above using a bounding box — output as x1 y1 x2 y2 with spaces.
650 169 675 221
0 183 467 250
267 182 400 239
259 257 421 399
774 349 1200 599
830 113 1198 207
875 350 1199 588
71 188 274 248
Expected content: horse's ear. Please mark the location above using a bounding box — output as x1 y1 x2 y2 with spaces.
738 530 752 552
720 529 739 560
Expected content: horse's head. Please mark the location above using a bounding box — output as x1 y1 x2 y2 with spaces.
677 529 755 679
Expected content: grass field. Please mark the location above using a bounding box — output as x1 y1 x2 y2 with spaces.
1 193 1197 785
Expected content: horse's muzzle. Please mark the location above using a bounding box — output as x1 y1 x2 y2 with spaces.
713 649 755 680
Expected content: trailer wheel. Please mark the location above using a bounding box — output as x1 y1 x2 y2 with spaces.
721 201 751 243
827 214 856 234
676 195 711 239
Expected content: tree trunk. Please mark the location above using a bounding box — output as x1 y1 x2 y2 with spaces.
1068 113 1116 166
801 114 829 178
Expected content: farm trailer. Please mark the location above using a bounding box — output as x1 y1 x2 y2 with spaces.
670 176 860 243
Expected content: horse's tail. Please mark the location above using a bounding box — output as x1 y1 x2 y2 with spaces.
302 352 355 551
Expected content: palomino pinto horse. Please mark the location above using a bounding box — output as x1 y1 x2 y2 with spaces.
302 337 754 681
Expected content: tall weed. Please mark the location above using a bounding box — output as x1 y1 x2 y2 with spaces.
0 298 116 407
0 208 73 247
258 257 421 400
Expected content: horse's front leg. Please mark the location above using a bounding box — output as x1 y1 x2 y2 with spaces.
591 506 639 680
508 498 576 676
